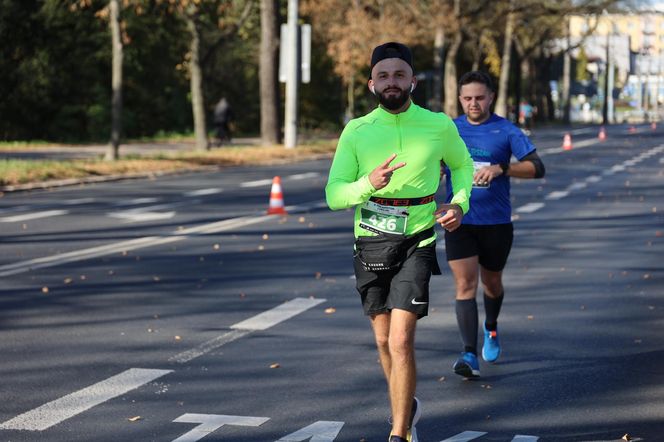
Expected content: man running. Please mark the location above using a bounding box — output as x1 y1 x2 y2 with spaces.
326 42 474 442
442 71 545 378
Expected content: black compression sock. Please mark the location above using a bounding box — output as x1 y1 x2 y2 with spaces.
484 292 504 331
455 298 478 355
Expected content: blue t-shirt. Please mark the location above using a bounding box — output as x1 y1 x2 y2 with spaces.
445 113 536 225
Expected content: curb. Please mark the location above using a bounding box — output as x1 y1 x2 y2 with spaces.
0 166 217 193
0 153 334 194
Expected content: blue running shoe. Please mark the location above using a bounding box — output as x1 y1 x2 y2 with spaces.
482 324 501 363
453 352 480 378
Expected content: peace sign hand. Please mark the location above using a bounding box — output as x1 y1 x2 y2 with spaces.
369 153 406 190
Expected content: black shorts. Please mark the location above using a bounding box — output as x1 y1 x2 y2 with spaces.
354 243 440 319
444 223 514 272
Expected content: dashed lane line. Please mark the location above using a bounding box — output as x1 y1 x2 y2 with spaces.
0 200 327 278
169 297 327 364
439 431 487 442
0 368 172 431
0 209 69 223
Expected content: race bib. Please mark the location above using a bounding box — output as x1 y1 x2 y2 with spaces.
359 201 408 235
472 161 491 188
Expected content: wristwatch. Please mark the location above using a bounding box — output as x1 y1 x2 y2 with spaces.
499 163 510 176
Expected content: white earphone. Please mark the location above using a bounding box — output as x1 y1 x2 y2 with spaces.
370 85 376 95
410 83 415 93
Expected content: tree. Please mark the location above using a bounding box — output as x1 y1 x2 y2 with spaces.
108 0 123 160
259 0 280 145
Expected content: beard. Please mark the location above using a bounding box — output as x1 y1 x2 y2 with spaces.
376 86 410 110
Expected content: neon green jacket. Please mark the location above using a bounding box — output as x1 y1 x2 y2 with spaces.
326 102 473 243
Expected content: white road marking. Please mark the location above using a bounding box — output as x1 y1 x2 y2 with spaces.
288 172 320 180
585 175 602 183
512 436 539 441
276 421 344 442
64 198 95 205
0 368 171 431
113 197 159 206
0 209 68 223
172 414 269 442
439 431 488 442
231 297 327 331
108 211 176 222
170 297 326 363
515 202 545 213
241 178 274 188
169 329 251 364
184 188 223 197
611 164 625 172
546 191 569 200
567 182 587 191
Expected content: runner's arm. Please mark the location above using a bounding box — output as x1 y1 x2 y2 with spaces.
325 130 376 210
442 122 474 214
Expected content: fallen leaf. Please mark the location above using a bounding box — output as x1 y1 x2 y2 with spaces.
22 223 28 230
643 274 651 279
622 434 632 441
324 307 336 314
262 234 269 240
270 363 280 369
527 315 534 320
147 328 154 333
213 244 220 250
174 335 182 341
315 272 322 279
298 216 306 223
41 286 49 294
128 416 141 422
438 376 446 382
63 277 73 284
258 245 265 251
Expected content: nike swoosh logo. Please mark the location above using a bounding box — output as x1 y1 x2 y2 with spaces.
411 299 428 305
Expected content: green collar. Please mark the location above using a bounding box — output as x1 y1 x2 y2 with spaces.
372 101 418 123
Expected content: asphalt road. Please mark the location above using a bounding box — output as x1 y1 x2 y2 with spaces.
0 124 662 442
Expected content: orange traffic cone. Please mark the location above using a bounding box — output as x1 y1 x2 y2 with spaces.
562 132 573 151
651 121 657 130
598 126 607 141
267 176 287 215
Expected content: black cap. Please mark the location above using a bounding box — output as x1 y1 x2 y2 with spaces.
370 42 413 76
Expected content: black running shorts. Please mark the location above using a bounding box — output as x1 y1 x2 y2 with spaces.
444 223 514 272
353 243 440 319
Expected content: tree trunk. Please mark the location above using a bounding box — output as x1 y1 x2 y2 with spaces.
431 26 445 112
260 0 281 145
495 9 514 118
471 30 484 72
562 20 571 124
443 32 461 117
344 75 355 123
187 15 208 151
107 0 122 161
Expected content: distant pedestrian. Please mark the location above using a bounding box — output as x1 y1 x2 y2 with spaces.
213 97 233 146
518 100 535 135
